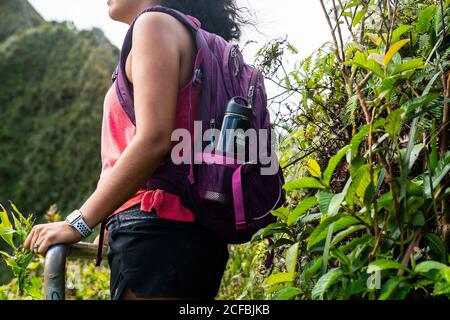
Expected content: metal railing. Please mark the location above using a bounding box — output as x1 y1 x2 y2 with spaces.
42 242 107 300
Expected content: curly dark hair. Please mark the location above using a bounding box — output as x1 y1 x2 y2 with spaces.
160 0 248 41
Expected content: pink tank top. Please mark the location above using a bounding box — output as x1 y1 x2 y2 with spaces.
98 82 196 222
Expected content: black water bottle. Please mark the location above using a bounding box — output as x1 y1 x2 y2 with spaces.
215 97 253 159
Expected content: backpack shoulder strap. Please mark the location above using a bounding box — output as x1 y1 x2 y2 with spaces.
115 5 202 125
123 5 201 57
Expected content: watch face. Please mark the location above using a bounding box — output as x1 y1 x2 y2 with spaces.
67 211 80 224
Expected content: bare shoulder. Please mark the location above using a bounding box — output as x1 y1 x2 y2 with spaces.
129 11 196 88
133 11 188 43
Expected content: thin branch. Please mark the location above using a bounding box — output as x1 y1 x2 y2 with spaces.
319 0 343 63
386 0 399 50
332 0 346 61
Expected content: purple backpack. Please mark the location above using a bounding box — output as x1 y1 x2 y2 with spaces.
112 6 285 244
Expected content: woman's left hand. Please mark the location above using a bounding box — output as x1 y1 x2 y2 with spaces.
24 222 83 255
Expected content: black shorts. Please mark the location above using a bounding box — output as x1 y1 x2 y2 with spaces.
106 204 229 300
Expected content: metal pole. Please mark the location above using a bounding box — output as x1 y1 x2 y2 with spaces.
42 242 107 300
42 244 68 300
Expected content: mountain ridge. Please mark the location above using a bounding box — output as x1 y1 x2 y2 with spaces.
0 0 119 225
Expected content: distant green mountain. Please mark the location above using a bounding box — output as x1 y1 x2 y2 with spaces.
0 0 45 42
0 0 119 221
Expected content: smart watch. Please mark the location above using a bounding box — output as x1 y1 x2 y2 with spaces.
66 209 92 238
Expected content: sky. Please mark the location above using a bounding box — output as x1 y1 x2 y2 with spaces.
27 0 332 60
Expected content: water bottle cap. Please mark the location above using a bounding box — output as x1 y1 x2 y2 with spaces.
225 97 252 119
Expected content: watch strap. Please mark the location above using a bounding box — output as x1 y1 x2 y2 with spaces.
66 209 92 238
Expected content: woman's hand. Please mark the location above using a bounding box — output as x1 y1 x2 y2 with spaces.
24 221 83 255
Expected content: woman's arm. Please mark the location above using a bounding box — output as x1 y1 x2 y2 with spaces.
24 12 184 254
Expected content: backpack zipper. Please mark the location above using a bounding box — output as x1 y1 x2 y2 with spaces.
228 45 240 95
247 68 260 121
230 46 239 77
247 85 255 106
111 65 119 83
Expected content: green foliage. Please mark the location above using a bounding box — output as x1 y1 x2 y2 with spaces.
0 201 110 300
0 202 36 297
254 0 450 300
0 5 119 222
1 0 450 301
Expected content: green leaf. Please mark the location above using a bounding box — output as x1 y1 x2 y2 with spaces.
379 277 403 300
288 197 318 226
0 250 12 259
356 167 372 202
391 58 425 75
307 159 322 178
323 145 350 185
251 222 291 242
0 209 15 250
331 225 367 248
302 257 323 286
328 179 352 216
417 5 436 33
415 261 447 273
311 268 344 300
340 234 373 252
378 191 393 211
352 9 366 27
272 287 301 300
381 75 404 93
402 93 440 116
424 233 447 262
349 156 365 177
342 11 353 17
368 53 385 66
401 143 424 170
346 164 370 209
272 207 290 222
331 248 351 270
265 272 295 285
385 109 405 139
0 208 13 230
9 202 31 230
322 222 335 275
318 191 334 215
366 33 380 46
284 75 292 91
269 238 294 251
298 213 321 226
283 177 325 191
424 161 450 198
367 259 409 274
363 181 376 210
434 282 450 296
350 119 385 158
307 215 360 250
286 242 300 274
344 0 359 9
411 211 425 227
392 25 413 43
384 39 410 65
348 51 384 78
434 4 443 36
429 121 438 173
342 277 368 298
351 125 370 157
392 284 413 299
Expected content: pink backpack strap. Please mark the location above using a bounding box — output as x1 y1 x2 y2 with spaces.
115 5 202 125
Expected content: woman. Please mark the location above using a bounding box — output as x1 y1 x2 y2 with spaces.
24 0 246 300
